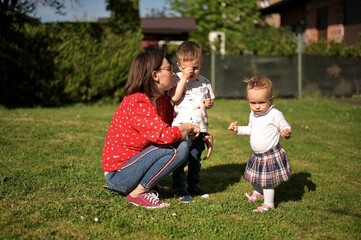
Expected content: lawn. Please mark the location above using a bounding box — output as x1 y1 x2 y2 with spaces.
0 98 360 239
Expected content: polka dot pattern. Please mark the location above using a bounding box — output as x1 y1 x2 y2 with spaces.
102 93 182 172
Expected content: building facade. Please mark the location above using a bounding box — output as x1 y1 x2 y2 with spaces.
259 0 361 45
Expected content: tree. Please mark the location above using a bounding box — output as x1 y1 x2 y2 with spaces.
169 0 295 56
0 0 75 107
169 0 261 54
105 0 140 34
0 0 67 17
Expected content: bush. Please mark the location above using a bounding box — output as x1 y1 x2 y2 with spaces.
0 21 142 107
244 26 296 56
45 22 142 103
305 34 361 57
33 22 143 104
344 34 361 57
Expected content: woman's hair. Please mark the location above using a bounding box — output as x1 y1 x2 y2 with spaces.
124 48 166 98
244 76 274 98
176 41 203 65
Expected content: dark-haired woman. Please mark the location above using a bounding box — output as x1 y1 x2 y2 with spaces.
102 48 199 209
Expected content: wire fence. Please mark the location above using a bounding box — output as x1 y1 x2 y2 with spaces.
201 55 361 98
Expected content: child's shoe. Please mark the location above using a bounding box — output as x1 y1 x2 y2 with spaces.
245 192 263 203
126 191 170 209
188 185 209 198
253 203 274 213
174 188 193 203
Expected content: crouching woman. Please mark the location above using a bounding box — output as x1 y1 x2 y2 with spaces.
102 48 199 209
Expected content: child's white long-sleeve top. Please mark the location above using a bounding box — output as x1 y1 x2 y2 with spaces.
237 105 291 153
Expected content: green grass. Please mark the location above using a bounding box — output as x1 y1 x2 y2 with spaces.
1 98 360 239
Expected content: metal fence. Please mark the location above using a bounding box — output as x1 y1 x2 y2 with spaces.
201 55 361 98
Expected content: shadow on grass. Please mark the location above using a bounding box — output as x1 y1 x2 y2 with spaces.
157 163 246 198
275 171 317 205
102 163 246 199
199 163 246 194
103 168 317 206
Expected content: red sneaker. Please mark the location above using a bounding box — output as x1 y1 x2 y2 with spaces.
126 191 170 209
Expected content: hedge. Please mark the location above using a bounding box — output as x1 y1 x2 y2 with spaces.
0 21 142 107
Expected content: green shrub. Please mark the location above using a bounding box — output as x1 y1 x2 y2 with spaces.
245 26 296 56
0 21 142 107
344 33 361 57
43 22 142 103
189 25 296 56
305 34 361 57
0 19 64 107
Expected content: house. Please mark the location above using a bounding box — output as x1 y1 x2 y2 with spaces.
98 17 197 49
140 17 197 48
259 0 361 45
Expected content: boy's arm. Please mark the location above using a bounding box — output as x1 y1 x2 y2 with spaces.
169 67 194 103
169 75 187 103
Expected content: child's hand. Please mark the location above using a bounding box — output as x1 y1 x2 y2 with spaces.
281 128 291 139
203 98 214 108
202 134 213 160
228 121 238 132
181 66 194 80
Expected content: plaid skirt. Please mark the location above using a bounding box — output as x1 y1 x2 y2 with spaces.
243 144 291 187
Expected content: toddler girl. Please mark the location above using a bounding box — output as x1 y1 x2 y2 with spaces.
228 76 291 212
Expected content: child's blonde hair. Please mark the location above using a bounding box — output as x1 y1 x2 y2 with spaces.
244 76 274 99
176 41 203 65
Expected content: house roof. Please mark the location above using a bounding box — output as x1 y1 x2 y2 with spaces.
141 17 197 34
260 0 304 15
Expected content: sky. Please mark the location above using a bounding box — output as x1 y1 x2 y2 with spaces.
31 0 170 22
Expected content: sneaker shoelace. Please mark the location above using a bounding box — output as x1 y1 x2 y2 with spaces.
142 191 161 205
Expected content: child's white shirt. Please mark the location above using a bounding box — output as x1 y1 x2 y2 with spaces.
237 105 291 153
172 73 215 132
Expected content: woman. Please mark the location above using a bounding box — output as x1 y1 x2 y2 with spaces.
102 48 200 209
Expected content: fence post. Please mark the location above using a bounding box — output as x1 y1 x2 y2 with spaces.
297 33 303 99
211 51 215 93
296 24 304 99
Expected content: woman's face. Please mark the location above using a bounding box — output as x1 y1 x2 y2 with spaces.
155 58 174 92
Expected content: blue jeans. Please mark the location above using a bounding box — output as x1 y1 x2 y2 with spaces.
105 140 189 195
172 135 206 192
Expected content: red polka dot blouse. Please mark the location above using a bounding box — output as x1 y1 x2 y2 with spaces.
102 93 182 172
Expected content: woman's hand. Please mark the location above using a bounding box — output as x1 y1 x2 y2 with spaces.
178 123 200 140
